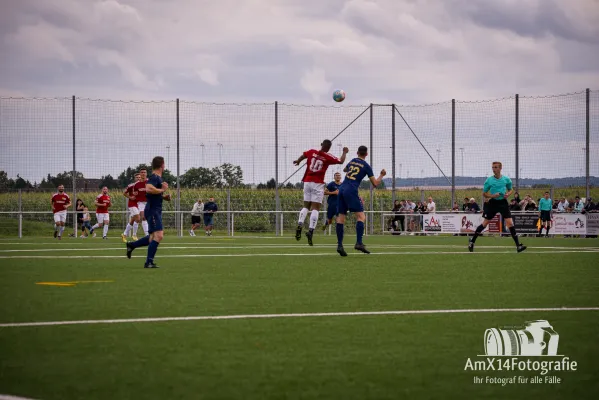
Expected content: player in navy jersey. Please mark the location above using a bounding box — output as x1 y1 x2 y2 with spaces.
336 146 386 256
322 172 342 231
126 156 171 268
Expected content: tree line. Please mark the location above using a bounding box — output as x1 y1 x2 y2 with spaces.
1 165 386 191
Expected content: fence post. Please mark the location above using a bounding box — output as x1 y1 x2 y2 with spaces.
123 195 127 231
380 197 384 233
391 104 396 204
586 88 590 200
176 98 181 237
369 103 374 235
451 99 455 208
72 95 77 237
515 94 519 191
227 185 231 236
274 101 280 236
18 189 22 238
180 212 183 238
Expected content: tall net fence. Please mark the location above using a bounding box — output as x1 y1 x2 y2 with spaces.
591 90 599 191
0 90 597 237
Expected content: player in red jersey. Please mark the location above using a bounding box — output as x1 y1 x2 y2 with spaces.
51 184 72 240
134 169 149 236
292 140 348 245
122 173 141 242
89 186 112 239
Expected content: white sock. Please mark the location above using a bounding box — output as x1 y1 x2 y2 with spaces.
91 224 100 230
103 224 109 237
309 209 319 230
142 220 149 235
132 222 139 236
58 226 65 237
54 225 59 231
124 224 132 236
298 208 309 225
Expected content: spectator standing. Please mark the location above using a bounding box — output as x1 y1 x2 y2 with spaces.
557 198 569 213
572 196 584 213
426 196 436 213
203 197 218 236
468 198 480 213
189 198 204 236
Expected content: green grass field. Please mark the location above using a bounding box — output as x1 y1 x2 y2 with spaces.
1 234 598 400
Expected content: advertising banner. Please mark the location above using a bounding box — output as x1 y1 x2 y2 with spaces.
551 214 586 235
512 213 540 234
586 213 599 235
421 213 500 234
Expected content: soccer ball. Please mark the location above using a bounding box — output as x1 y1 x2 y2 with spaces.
333 89 346 102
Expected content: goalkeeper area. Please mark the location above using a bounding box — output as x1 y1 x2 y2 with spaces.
1 234 598 400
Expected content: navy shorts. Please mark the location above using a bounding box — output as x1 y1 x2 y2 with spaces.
203 214 214 226
146 211 163 234
327 204 338 220
338 188 363 215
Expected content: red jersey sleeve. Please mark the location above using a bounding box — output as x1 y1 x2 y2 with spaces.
322 152 342 165
303 149 315 159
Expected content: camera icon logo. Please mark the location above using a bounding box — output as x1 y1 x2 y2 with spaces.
484 320 559 356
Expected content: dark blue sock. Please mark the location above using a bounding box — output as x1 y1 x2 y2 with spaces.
356 221 365 245
146 241 160 265
130 235 150 249
336 223 344 246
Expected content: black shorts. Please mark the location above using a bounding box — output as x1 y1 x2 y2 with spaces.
483 199 512 220
191 215 202 224
540 210 551 222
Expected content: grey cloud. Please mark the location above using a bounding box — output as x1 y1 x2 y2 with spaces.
459 0 599 45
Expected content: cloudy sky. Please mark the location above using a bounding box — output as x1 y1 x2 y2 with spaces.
1 0 599 184
1 0 598 103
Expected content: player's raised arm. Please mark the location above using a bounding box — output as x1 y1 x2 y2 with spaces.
293 154 307 166
338 147 349 163
369 169 387 187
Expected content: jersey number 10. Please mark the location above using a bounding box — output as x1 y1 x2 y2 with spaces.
309 158 324 172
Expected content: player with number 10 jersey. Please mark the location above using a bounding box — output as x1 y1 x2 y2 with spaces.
293 139 348 246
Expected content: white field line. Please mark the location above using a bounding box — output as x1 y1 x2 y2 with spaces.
1 307 598 328
0 250 598 260
0 395 38 400
1 245 599 253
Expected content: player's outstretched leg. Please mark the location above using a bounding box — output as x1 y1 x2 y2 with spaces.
296 207 308 241
507 223 526 253
305 230 313 246
336 222 347 256
126 235 150 259
468 224 485 252
144 239 160 268
354 220 370 254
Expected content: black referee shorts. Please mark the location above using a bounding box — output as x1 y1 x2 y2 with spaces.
482 199 512 220
540 210 552 222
